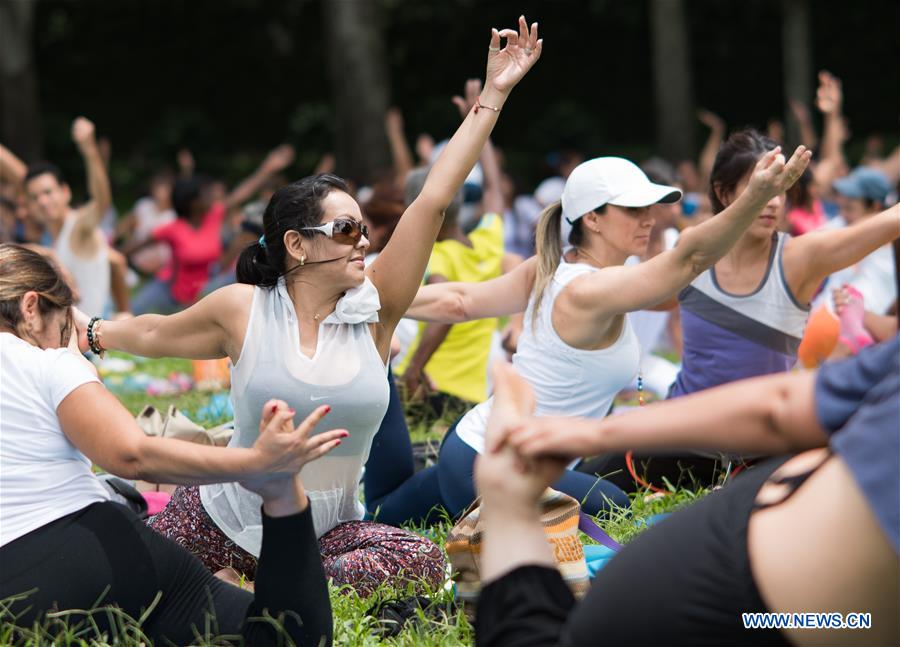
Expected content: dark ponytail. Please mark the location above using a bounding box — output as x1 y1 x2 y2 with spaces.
235 174 351 287
709 129 777 214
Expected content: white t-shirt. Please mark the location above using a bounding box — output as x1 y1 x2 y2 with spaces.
0 333 108 547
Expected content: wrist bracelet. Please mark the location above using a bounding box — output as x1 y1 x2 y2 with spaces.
474 96 501 114
86 316 105 356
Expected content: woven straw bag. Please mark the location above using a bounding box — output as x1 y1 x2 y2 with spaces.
445 487 590 604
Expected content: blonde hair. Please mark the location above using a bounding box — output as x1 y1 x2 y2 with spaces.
0 243 74 345
531 201 566 328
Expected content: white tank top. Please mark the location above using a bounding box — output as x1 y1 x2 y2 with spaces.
54 215 110 316
200 278 390 555
455 261 641 454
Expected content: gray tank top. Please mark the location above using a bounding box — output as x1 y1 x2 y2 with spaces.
200 278 389 554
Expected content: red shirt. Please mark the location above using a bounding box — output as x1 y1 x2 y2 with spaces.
153 202 225 304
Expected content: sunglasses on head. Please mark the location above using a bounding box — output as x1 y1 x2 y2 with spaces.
302 218 369 245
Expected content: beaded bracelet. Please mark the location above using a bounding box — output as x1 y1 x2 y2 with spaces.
86 316 105 356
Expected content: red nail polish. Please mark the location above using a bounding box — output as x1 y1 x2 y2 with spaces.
342 431 350 438
335 440 342 446
271 404 278 413
324 405 331 413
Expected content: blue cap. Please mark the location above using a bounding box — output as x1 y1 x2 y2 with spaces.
833 167 891 203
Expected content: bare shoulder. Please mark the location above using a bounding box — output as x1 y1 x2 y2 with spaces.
196 283 253 327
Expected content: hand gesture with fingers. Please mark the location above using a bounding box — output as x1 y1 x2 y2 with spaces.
484 16 542 97
746 145 812 203
242 400 348 501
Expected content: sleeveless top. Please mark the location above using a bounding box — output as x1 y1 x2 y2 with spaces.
54 215 110 316
200 278 390 555
670 232 809 398
455 261 641 454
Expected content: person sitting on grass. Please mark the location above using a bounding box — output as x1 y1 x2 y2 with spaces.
129 144 296 315
0 243 342 647
370 143 811 525
73 16 543 596
474 345 898 647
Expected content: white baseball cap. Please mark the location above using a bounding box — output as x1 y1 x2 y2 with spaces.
561 157 682 224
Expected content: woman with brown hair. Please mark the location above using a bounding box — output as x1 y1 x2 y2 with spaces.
73 17 544 592
0 244 344 646
364 144 812 525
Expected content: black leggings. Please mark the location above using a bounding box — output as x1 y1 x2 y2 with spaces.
476 456 794 647
0 501 332 646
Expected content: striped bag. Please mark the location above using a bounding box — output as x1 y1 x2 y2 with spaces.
445 488 590 604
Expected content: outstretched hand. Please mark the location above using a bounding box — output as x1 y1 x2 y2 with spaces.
249 400 348 479
484 16 542 97
816 70 843 116
746 145 812 203
71 117 97 151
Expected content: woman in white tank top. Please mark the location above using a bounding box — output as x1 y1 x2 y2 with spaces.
362 147 814 525
84 19 544 594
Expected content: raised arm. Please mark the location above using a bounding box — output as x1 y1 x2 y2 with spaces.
504 369 825 459
0 142 26 184
223 144 295 211
71 117 112 238
406 255 536 323
385 107 415 189
785 204 900 302
788 97 819 152
453 78 506 216
81 283 251 360
813 71 847 189
697 109 726 190
369 17 542 327
59 387 345 486
565 146 812 319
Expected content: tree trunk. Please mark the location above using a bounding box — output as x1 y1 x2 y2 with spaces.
322 0 391 186
782 0 813 148
0 0 42 163
650 0 694 162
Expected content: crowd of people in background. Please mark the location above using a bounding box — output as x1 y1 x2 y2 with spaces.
1 14 897 646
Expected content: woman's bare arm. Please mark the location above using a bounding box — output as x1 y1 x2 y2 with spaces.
87 283 252 360
504 370 826 458
370 18 542 330
406 256 536 323
58 385 346 485
561 146 812 322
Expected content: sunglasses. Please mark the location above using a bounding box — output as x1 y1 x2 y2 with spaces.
302 218 369 245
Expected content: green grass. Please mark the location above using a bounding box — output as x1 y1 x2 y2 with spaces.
2 353 712 645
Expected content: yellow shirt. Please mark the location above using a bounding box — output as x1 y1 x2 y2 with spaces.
399 214 504 403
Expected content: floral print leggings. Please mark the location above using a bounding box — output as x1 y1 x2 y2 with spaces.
148 486 446 597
